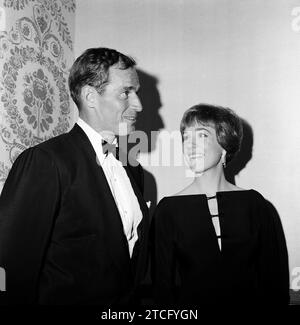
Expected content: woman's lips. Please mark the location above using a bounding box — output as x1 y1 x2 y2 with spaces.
188 154 205 159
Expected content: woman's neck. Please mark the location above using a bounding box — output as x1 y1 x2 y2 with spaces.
192 164 228 196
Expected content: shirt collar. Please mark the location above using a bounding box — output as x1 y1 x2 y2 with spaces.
77 117 117 165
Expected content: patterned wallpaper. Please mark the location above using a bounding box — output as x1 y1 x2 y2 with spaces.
0 0 76 192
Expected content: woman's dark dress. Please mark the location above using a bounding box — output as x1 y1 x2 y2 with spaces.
153 190 289 306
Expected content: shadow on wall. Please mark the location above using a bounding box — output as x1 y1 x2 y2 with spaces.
125 69 164 218
135 69 164 153
265 200 290 304
129 69 163 305
137 69 164 218
226 119 292 304
225 118 253 185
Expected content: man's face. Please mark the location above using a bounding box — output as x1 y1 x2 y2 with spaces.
94 66 142 136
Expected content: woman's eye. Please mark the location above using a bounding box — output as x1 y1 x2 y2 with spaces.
198 133 208 138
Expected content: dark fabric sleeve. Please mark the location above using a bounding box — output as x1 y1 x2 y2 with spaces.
152 199 176 306
257 197 290 305
126 162 144 195
0 147 60 304
132 163 144 195
137 164 144 196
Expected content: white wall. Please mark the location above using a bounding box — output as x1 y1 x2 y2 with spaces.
75 0 300 286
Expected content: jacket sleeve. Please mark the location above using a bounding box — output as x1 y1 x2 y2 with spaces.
257 197 290 305
126 161 144 195
0 147 60 304
136 164 144 195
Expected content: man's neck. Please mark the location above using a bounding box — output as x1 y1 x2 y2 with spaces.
78 114 116 144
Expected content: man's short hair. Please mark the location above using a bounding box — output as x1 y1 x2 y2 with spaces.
180 104 243 164
68 47 136 110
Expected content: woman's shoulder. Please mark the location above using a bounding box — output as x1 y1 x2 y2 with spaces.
243 188 267 202
246 189 276 212
156 186 268 206
169 184 261 198
218 183 265 199
155 193 199 214
223 187 267 204
226 188 271 212
157 194 193 205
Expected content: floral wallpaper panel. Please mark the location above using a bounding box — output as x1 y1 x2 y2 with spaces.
0 0 76 192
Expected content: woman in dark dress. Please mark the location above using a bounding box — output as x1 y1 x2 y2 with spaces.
152 104 289 306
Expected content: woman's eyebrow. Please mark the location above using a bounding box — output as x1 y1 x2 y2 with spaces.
195 127 211 133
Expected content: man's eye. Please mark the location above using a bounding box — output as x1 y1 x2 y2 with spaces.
120 91 129 99
198 133 208 138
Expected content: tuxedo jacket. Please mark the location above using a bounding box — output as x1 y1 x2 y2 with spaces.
0 124 149 305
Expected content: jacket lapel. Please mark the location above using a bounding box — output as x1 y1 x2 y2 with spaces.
123 164 149 284
95 165 132 274
68 125 132 275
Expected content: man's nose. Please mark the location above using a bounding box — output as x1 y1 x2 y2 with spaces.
131 93 143 112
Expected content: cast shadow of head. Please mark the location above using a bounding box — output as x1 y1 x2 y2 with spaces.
225 119 290 303
125 69 163 304
127 69 164 218
264 200 290 304
225 118 253 185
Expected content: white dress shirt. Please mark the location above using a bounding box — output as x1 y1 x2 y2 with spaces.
77 118 142 258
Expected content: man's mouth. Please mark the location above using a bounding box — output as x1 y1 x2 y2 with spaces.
123 116 137 123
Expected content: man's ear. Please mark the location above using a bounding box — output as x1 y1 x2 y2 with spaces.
81 85 97 108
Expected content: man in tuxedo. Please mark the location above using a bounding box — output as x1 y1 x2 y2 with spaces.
0 47 149 305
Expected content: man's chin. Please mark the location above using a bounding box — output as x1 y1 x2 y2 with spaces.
117 122 134 136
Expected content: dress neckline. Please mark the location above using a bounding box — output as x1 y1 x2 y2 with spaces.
167 189 253 198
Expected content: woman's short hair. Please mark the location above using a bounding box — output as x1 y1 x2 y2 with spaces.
180 104 243 164
68 47 136 110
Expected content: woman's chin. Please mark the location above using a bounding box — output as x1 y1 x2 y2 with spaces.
189 163 205 173
189 167 205 175
194 171 204 177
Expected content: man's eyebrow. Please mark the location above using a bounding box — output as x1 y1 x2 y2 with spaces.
123 85 140 91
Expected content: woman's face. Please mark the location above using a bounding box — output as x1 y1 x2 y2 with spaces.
182 122 224 174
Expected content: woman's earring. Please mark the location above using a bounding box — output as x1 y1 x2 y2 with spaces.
222 152 226 168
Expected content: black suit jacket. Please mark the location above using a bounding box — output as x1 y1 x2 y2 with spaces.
0 124 149 305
